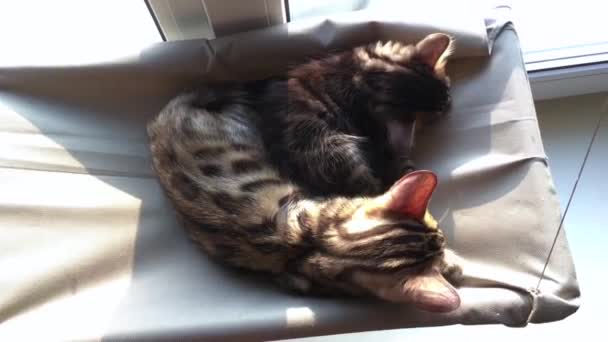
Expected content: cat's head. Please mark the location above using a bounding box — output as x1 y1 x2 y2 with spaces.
354 170 459 312
353 33 453 122
306 170 460 312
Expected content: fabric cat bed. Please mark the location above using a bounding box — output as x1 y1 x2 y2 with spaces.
0 6 579 341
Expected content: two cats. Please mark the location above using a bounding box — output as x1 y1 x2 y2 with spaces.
148 33 463 312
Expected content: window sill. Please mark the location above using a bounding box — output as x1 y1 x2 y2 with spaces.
528 62 608 101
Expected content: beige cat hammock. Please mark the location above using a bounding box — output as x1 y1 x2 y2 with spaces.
0 4 579 341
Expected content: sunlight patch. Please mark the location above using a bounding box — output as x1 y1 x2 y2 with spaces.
286 307 316 328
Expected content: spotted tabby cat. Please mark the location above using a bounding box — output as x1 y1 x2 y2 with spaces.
148 33 463 312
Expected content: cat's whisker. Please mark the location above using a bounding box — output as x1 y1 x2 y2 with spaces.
437 209 450 226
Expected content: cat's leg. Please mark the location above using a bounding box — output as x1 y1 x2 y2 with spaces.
286 120 383 196
345 159 384 196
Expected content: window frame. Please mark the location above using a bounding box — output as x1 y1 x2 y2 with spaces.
145 0 608 100
145 0 286 41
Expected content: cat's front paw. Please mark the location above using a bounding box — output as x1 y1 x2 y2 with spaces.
439 249 464 286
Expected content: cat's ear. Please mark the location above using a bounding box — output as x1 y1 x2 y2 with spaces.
416 33 453 76
383 170 437 221
403 268 461 313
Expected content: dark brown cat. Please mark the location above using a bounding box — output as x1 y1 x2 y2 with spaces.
188 33 453 197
